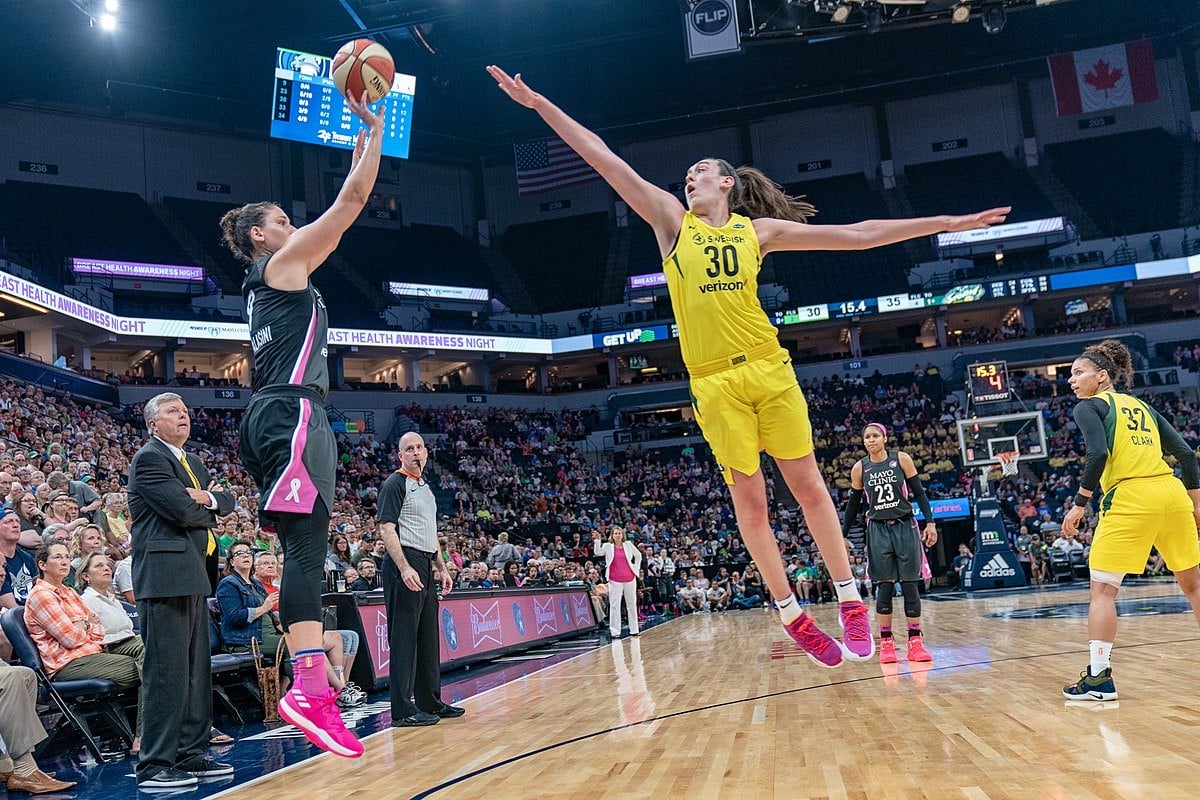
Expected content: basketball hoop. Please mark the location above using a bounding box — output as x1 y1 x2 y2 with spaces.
996 451 1019 477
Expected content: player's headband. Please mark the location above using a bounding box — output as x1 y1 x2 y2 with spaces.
864 423 887 438
1081 351 1118 379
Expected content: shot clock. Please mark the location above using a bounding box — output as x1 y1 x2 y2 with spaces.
967 361 1011 404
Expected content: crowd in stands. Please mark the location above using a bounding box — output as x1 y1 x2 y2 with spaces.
1171 343 1200 373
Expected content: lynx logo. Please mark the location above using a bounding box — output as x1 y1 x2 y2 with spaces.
979 554 1016 579
512 602 526 637
317 129 333 144
468 601 502 648
602 328 657 347
692 0 731 34
534 597 558 635
441 608 458 651
375 610 390 670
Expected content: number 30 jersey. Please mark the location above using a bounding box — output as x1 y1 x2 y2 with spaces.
859 450 913 521
663 211 778 369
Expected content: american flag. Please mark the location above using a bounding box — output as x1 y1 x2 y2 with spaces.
514 138 599 195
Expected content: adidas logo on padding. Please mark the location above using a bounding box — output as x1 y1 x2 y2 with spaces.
978 554 1016 578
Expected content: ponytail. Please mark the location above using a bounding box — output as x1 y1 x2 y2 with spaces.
710 159 817 222
219 202 276 264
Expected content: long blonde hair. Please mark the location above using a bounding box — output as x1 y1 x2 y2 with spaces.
710 159 817 222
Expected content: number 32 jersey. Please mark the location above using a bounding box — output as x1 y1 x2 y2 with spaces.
663 211 778 369
1089 391 1174 489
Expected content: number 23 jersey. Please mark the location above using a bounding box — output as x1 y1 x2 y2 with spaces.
663 211 779 369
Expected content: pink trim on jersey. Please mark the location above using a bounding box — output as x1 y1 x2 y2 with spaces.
263 397 319 514
288 301 319 384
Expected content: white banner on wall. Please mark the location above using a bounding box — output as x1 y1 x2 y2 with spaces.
684 0 741 60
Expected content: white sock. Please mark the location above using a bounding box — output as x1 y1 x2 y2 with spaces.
776 594 802 625
1089 640 1113 675
834 578 861 604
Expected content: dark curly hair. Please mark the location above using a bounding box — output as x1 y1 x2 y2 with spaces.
218 202 277 264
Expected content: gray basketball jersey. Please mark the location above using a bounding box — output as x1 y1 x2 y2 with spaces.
861 450 912 521
243 255 329 396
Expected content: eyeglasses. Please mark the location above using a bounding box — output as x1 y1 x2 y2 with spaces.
229 550 252 558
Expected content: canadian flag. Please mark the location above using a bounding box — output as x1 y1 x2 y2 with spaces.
1048 39 1159 117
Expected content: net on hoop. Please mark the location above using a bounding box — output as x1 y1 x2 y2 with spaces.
996 451 1019 477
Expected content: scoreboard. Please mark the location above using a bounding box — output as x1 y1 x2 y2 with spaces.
967 361 1011 404
270 47 415 159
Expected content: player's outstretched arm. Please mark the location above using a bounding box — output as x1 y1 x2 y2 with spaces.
755 207 1010 255
272 92 386 280
487 66 684 249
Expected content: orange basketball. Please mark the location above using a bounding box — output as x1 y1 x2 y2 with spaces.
331 39 395 104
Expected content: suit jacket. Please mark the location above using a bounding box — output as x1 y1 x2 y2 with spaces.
128 438 235 600
593 540 642 582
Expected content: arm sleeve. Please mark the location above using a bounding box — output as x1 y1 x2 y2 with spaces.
1151 407 1200 490
904 475 935 523
841 489 865 538
1073 398 1110 493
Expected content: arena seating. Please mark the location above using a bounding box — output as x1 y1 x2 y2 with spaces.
904 152 1058 222
162 196 251 294
1045 129 1183 236
770 173 912 304
501 212 611 313
0 181 194 282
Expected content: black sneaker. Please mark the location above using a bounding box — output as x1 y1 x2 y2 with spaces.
177 756 235 777
431 703 465 718
138 767 199 789
1062 667 1118 701
392 710 439 727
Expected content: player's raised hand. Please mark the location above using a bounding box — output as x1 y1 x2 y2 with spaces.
487 65 542 109
944 207 1011 232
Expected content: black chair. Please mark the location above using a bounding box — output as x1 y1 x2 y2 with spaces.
1068 551 1090 581
1048 549 1073 583
0 606 134 762
207 598 260 724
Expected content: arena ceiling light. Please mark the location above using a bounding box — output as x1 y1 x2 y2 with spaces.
831 2 852 22
951 2 971 22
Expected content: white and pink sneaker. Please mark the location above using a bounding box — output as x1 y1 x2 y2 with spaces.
278 685 364 758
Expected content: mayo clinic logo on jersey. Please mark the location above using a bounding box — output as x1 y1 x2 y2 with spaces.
468 601 502 649
512 602 526 637
441 607 458 651
534 597 558 635
691 0 731 34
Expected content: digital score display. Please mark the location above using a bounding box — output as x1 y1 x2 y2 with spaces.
270 47 415 159
968 361 1011 404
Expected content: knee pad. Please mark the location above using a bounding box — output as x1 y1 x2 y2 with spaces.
901 581 921 618
875 582 894 615
1090 569 1124 588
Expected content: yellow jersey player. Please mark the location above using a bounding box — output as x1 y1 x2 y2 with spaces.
488 64 1007 667
1062 339 1200 701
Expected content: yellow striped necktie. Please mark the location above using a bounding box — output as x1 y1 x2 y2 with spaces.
178 452 217 556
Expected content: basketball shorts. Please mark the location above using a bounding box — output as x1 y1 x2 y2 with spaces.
1088 475 1200 575
865 517 923 583
239 386 337 517
688 348 814 485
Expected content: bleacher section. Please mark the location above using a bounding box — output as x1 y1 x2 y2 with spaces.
333 223 493 293
501 212 610 313
904 152 1058 222
0 181 194 282
162 196 250 293
1045 129 1182 236
770 173 911 304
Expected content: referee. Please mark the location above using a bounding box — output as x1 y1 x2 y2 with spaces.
377 432 464 727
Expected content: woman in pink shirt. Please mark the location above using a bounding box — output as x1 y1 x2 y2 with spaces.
593 526 642 638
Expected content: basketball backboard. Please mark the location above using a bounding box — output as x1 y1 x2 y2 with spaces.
956 411 1047 469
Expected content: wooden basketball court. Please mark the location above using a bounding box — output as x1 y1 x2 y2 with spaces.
215 580 1200 800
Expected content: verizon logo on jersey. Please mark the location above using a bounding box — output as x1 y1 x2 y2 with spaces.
698 279 746 293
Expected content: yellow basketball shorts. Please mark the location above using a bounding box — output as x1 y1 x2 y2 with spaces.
689 353 814 485
1088 475 1200 574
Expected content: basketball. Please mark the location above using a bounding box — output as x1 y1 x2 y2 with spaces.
332 39 395 104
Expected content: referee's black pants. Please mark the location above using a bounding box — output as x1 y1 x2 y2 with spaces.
383 547 443 719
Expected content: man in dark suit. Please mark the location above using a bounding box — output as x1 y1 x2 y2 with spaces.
129 393 236 789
